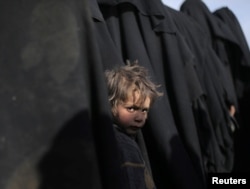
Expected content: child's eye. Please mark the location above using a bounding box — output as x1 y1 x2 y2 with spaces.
142 108 149 113
126 107 135 112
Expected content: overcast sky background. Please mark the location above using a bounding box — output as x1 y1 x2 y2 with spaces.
162 0 250 48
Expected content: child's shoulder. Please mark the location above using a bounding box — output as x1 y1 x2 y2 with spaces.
113 127 144 162
113 126 138 148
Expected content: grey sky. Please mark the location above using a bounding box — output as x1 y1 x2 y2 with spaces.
162 0 250 48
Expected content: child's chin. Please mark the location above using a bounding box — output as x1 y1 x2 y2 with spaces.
126 128 140 136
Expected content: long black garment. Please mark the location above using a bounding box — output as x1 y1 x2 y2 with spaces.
213 7 250 173
114 126 157 189
165 6 235 173
213 7 250 98
95 0 207 188
180 0 238 109
0 0 123 189
180 0 250 173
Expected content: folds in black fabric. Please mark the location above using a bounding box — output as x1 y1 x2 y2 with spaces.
0 0 123 189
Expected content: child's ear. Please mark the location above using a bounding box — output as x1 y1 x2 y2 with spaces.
111 107 117 116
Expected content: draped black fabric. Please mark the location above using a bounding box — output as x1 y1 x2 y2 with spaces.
165 6 235 173
180 0 250 173
1 0 250 188
213 7 250 95
94 0 209 188
213 7 250 105
180 0 238 108
213 7 250 173
0 0 123 189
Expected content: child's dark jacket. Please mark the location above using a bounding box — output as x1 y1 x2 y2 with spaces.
113 125 156 189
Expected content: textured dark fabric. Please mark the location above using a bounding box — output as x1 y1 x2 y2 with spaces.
213 7 250 173
0 0 123 189
180 0 238 109
213 7 250 100
180 0 245 173
165 6 235 173
88 0 125 70
114 126 156 189
1 0 249 188
214 8 250 68
95 1 207 188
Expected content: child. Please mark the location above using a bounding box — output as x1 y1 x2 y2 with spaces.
105 61 162 189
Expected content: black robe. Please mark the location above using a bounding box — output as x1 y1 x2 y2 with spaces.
0 0 123 189
180 0 238 108
165 5 235 173
94 0 208 188
180 0 250 173
214 7 250 90
213 6 250 173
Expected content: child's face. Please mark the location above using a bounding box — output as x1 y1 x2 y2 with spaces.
113 91 151 136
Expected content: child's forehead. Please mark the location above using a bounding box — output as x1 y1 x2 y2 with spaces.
122 90 151 106
126 89 141 99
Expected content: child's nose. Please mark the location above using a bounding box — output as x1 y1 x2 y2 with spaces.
134 112 146 122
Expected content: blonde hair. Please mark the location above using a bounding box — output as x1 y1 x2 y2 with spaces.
105 61 163 112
